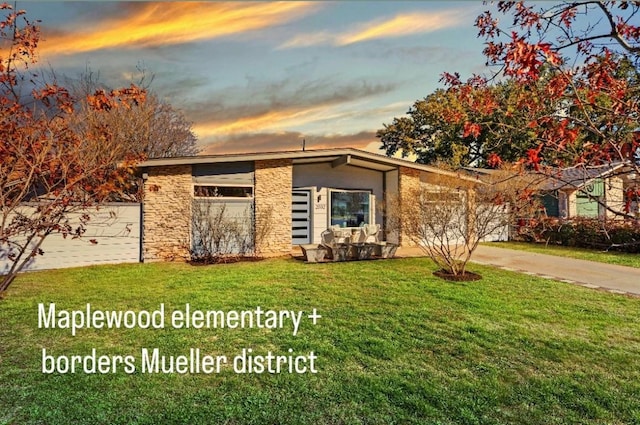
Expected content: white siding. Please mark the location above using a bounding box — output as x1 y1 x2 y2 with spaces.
478 204 510 242
293 163 385 244
191 163 255 255
1 204 140 273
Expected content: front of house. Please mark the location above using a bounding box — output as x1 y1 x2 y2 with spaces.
138 148 471 261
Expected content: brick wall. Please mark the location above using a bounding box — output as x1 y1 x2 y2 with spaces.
254 159 292 256
143 165 192 261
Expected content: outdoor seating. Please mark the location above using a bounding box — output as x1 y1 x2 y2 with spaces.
320 229 349 261
299 244 328 263
372 241 398 258
301 225 397 263
361 224 380 243
330 225 352 244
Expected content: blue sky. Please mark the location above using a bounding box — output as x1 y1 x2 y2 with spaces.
24 1 491 154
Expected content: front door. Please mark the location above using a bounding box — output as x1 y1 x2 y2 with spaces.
292 190 312 245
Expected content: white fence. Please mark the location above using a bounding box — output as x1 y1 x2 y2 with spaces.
1 203 141 273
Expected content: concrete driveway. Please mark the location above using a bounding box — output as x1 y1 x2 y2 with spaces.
472 245 640 296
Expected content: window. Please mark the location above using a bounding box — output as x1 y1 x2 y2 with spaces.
420 189 462 203
194 185 253 198
330 190 370 227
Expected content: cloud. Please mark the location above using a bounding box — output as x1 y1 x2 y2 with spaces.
278 31 335 49
193 105 326 137
39 2 318 56
279 9 467 49
337 11 464 45
200 131 378 155
186 77 397 138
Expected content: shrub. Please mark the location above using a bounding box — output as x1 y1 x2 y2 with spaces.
189 200 273 263
516 218 640 253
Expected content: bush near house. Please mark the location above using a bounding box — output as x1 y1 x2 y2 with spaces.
514 218 640 253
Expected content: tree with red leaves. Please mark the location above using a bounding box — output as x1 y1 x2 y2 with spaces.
0 4 146 293
451 1 640 217
382 1 640 218
378 78 562 167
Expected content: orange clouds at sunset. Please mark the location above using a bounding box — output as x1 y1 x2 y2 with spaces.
39 2 317 56
25 1 489 156
280 10 466 49
193 105 329 139
337 11 464 45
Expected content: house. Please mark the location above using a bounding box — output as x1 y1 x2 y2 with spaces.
137 148 477 261
538 163 626 219
462 163 628 220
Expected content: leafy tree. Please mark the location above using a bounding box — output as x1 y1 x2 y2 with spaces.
0 4 146 293
69 70 199 159
439 1 640 217
378 81 556 167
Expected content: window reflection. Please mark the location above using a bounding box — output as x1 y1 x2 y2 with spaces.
330 191 370 227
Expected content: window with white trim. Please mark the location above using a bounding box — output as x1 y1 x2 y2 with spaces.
330 190 371 227
193 185 253 198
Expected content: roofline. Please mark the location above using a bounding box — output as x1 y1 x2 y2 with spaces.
535 162 628 190
138 148 478 182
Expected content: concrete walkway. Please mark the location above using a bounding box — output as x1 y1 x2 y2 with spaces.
472 245 640 296
395 245 640 296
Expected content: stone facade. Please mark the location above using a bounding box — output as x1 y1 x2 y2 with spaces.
143 165 192 261
567 190 577 218
254 159 293 257
606 176 624 219
398 166 422 247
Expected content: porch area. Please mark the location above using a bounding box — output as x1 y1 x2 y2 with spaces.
295 225 398 263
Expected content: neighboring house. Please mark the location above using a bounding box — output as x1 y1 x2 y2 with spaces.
137 148 478 260
538 164 625 219
462 163 627 220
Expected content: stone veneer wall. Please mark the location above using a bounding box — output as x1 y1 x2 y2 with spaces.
606 176 624 219
254 159 292 256
398 166 422 247
143 165 192 261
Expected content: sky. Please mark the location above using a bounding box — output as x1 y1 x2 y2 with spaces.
22 1 491 155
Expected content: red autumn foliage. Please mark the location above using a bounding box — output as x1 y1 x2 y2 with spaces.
1 5 146 293
463 121 482 139
486 153 503 168
440 1 640 217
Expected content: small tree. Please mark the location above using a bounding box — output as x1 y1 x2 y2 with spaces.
0 5 146 293
386 171 541 279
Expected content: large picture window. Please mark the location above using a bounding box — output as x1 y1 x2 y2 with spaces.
330 190 371 227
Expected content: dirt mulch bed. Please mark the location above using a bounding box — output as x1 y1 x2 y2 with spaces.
433 270 483 281
189 256 265 266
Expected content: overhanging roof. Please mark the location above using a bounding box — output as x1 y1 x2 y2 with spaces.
539 163 626 191
138 148 477 181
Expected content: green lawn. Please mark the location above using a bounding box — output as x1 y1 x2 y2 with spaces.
1 258 639 425
483 241 640 268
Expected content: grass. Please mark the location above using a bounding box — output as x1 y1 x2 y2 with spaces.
1 258 639 424
483 241 640 269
